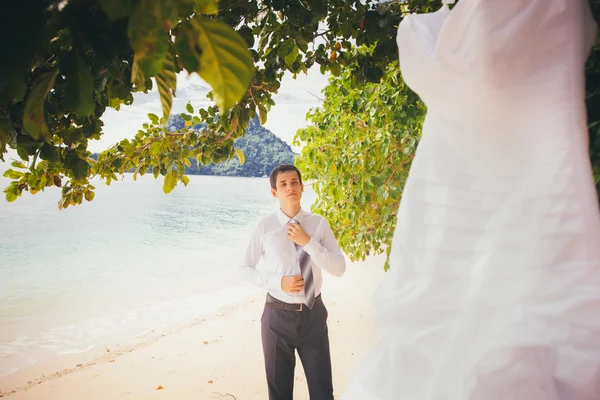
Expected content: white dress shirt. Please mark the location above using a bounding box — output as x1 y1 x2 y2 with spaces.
240 209 346 304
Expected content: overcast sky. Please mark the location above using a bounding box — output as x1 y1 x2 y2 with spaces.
94 68 330 153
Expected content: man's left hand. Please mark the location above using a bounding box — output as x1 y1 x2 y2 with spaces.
287 223 311 247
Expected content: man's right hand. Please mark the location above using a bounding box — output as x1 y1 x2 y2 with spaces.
281 274 304 294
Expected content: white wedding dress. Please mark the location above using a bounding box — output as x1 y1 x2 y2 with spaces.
343 1 600 399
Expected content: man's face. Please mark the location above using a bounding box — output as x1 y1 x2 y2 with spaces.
271 170 303 206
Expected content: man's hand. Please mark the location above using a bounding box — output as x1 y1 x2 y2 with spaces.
281 274 304 294
287 222 311 246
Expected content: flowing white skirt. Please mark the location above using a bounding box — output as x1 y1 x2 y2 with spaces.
342 114 600 399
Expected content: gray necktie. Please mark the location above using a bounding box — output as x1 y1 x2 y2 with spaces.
289 219 315 309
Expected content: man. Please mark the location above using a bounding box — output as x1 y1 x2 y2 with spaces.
240 164 346 400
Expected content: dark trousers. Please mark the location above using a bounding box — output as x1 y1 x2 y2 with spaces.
261 295 334 400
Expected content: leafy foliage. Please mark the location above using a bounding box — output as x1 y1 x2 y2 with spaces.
295 54 425 269
297 3 600 268
2 0 431 208
1 0 255 206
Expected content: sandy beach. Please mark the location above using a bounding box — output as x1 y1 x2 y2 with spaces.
0 254 386 399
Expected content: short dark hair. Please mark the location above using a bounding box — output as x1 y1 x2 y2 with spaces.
269 164 302 189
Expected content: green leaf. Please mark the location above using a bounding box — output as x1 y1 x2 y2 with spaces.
163 173 176 194
149 141 162 155
182 17 253 111
235 148 245 165
63 52 95 117
3 169 24 179
284 45 299 67
186 103 194 113
237 26 255 48
5 189 18 203
0 116 10 153
131 56 147 90
182 175 190 186
65 152 90 180
23 69 58 141
371 175 384 186
17 146 29 161
40 143 59 161
1 80 27 104
124 142 136 156
148 113 159 124
175 22 201 73
293 32 308 53
3 181 22 203
84 190 95 202
156 52 177 121
330 62 341 77
11 161 26 169
195 0 219 14
73 159 90 180
264 67 276 83
258 106 267 125
99 0 137 20
128 0 172 82
277 40 294 57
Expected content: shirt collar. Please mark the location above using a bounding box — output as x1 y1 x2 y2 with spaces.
277 208 304 226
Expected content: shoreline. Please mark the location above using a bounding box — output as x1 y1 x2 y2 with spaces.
0 281 260 380
0 255 386 399
0 291 263 397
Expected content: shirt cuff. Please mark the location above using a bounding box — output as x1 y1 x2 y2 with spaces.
267 274 283 292
303 237 321 256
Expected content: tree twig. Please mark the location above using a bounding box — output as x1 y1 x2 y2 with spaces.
313 29 332 39
248 88 258 107
216 117 239 142
213 393 237 399
305 89 324 102
31 148 40 169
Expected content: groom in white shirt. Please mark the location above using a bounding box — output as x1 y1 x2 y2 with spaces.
241 164 346 400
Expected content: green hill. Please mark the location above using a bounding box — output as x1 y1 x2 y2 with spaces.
169 115 296 177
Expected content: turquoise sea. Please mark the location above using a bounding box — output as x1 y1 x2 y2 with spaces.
0 174 316 377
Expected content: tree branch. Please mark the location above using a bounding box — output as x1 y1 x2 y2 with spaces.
217 117 239 142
